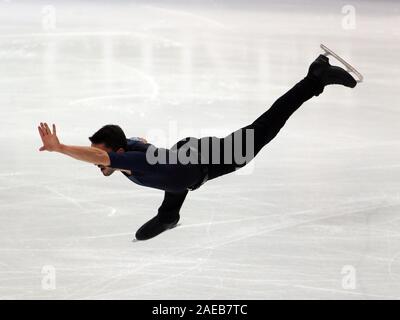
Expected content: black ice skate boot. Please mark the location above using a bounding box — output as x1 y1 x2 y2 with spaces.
135 214 180 241
307 54 357 96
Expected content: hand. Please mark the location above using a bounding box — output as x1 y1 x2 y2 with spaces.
38 122 61 152
97 165 115 176
138 137 148 143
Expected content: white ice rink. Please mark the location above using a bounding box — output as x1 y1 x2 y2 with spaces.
0 0 400 299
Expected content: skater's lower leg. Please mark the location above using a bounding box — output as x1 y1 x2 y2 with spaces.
157 191 188 222
135 190 188 241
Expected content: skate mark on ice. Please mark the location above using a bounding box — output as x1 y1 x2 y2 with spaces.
85 245 215 299
42 185 118 218
179 201 397 253
77 232 133 240
179 215 283 229
43 185 84 209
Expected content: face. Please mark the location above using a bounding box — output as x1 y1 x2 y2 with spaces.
91 143 116 176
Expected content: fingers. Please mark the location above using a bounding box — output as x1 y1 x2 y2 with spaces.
38 122 53 152
40 122 50 135
38 125 46 151
39 122 56 135
52 124 56 135
39 123 48 136
44 123 51 135
38 126 44 138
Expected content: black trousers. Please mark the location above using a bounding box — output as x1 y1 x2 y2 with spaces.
157 77 320 222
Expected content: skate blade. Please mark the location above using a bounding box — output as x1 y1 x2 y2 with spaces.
320 44 364 83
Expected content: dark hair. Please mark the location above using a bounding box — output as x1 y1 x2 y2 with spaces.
89 124 127 151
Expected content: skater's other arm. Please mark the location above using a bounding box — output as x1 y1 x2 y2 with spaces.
38 122 110 166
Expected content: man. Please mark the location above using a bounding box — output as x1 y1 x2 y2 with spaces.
38 49 360 241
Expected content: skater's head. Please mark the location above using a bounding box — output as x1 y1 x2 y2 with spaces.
89 125 127 176
89 124 127 152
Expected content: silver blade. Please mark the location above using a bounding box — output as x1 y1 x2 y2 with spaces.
320 44 364 83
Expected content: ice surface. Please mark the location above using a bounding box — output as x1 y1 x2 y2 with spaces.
0 0 400 299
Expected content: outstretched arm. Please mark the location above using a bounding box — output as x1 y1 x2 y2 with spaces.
38 122 110 166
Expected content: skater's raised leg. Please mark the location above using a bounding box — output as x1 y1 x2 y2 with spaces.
135 190 188 240
247 54 357 154
207 54 357 180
